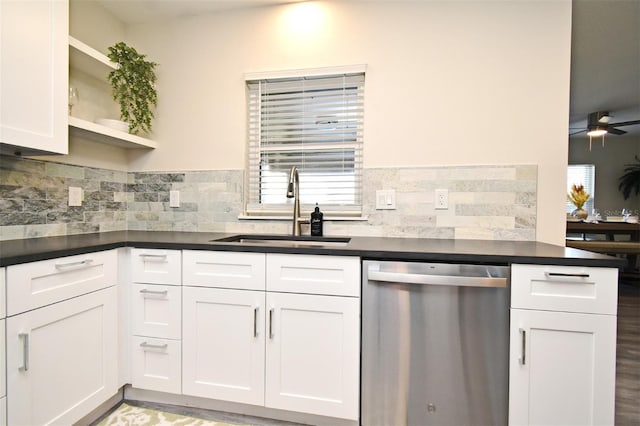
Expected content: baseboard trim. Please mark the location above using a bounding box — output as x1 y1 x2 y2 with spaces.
76 388 124 426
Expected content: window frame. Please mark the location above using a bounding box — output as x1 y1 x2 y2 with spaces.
243 65 366 218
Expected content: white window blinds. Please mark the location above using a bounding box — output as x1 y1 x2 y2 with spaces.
246 71 364 216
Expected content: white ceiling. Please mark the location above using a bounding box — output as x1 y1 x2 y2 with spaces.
96 0 640 139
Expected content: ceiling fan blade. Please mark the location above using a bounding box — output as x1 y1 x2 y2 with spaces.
607 127 627 135
608 119 640 127
569 129 587 136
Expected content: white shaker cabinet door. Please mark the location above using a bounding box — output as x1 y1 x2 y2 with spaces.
265 292 360 421
0 0 68 154
509 308 616 426
182 286 266 406
6 287 118 426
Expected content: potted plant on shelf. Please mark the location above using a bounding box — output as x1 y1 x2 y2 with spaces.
107 42 158 135
618 155 640 200
568 183 590 220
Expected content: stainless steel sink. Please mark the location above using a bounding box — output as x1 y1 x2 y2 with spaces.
211 234 351 248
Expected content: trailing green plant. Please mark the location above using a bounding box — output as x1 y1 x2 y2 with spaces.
107 42 158 135
618 155 640 200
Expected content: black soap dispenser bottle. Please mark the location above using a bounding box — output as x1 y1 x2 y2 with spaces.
310 203 323 236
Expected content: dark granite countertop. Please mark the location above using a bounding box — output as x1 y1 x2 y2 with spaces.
0 230 627 268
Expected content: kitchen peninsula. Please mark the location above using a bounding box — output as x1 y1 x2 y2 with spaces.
0 231 625 426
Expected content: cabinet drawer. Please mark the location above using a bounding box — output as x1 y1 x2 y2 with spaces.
511 264 618 315
7 250 117 316
132 284 181 339
183 250 265 290
131 336 181 395
267 254 360 297
131 249 181 285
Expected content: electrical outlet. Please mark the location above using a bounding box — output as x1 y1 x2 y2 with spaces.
169 190 180 208
435 189 448 210
68 186 82 207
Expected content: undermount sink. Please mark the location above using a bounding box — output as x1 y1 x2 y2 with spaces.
211 234 351 248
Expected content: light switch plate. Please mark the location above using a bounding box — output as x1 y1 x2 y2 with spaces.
376 189 396 210
68 186 82 207
169 190 180 208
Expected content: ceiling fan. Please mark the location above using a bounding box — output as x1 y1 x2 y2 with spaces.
570 111 640 137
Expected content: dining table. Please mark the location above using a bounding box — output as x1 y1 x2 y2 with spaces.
566 220 639 279
566 220 640 242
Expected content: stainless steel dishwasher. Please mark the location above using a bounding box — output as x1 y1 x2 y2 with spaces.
361 260 510 426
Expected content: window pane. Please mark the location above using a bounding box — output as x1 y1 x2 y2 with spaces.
567 164 595 214
246 71 364 215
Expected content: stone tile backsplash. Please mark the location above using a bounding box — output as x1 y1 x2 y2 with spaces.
0 155 537 241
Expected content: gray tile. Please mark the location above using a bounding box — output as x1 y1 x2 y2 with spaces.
67 222 100 234
147 183 171 192
126 184 147 192
45 162 84 179
0 185 46 199
0 212 46 226
101 181 125 192
86 191 113 202
47 210 85 223
85 167 115 181
0 199 23 213
25 199 66 213
102 201 126 211
135 192 159 202
0 155 46 174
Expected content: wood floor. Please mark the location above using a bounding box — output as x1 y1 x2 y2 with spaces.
615 282 640 426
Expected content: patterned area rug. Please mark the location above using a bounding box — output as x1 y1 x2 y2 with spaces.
97 403 243 426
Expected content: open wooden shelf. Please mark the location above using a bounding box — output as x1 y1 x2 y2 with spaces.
69 36 117 80
68 36 157 150
69 116 157 149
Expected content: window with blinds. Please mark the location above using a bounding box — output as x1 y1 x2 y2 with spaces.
567 164 595 213
245 70 364 216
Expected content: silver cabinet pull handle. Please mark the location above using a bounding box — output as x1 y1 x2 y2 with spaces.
19 333 29 372
269 308 274 339
55 259 93 269
545 272 590 279
519 328 526 365
254 307 259 338
139 289 168 297
140 342 168 351
139 253 168 261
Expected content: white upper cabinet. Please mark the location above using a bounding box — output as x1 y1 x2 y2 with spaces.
0 0 69 155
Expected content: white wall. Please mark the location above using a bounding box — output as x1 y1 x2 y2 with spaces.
569 135 640 213
124 0 571 244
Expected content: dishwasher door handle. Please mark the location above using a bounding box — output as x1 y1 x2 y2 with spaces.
367 270 507 288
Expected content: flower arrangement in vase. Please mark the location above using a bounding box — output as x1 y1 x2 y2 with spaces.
567 184 590 219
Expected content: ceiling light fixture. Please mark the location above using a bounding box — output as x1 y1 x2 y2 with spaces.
587 126 607 151
587 127 607 137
